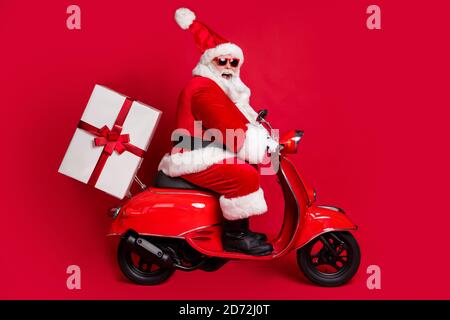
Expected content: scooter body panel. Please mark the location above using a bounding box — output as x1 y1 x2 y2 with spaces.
109 187 222 237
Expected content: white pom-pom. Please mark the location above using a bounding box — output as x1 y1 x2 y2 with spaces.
175 8 196 30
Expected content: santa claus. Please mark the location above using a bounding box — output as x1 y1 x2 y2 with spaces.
158 8 278 256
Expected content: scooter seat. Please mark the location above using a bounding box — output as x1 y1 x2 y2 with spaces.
153 171 206 191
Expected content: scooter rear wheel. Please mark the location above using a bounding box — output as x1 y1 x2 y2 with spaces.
117 238 175 285
297 231 360 287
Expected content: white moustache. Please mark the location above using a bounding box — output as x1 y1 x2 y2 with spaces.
221 70 235 76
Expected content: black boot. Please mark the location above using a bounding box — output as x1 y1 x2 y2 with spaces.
240 218 268 242
222 219 273 256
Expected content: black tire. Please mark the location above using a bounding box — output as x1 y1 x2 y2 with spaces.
117 237 175 285
297 231 360 287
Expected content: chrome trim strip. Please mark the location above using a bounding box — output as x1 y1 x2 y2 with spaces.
178 223 221 236
108 224 222 239
317 205 345 214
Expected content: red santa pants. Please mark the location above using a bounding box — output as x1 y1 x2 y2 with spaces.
181 157 268 221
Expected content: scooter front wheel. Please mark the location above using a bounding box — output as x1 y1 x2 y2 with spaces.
297 231 360 287
117 237 175 285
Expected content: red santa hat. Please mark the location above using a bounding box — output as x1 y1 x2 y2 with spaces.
174 8 244 65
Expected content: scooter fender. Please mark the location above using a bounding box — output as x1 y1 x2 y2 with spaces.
294 205 357 249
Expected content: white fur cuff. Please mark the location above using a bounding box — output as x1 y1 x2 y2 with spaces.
237 123 271 164
220 188 268 220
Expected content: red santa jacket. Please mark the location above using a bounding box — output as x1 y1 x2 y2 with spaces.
158 76 273 177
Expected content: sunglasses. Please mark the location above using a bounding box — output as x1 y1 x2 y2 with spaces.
214 57 240 67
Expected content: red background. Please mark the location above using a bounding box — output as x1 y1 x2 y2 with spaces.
1 0 449 299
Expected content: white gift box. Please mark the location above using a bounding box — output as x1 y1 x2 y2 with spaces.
59 85 162 199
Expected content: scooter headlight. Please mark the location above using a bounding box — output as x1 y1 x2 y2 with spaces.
279 130 304 154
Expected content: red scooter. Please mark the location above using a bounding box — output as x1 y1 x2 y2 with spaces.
108 110 360 287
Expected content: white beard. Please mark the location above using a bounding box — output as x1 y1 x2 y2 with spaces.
192 62 259 124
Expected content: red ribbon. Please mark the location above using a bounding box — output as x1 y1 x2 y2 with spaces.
77 98 145 186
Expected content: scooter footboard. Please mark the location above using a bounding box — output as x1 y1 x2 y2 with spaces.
294 205 358 249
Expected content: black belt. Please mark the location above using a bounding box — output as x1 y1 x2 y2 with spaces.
172 135 226 151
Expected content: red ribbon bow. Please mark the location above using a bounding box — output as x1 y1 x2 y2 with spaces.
94 124 130 155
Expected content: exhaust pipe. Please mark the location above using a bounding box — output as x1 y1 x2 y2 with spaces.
122 231 173 269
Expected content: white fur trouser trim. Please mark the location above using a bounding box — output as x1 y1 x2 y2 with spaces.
219 188 268 220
